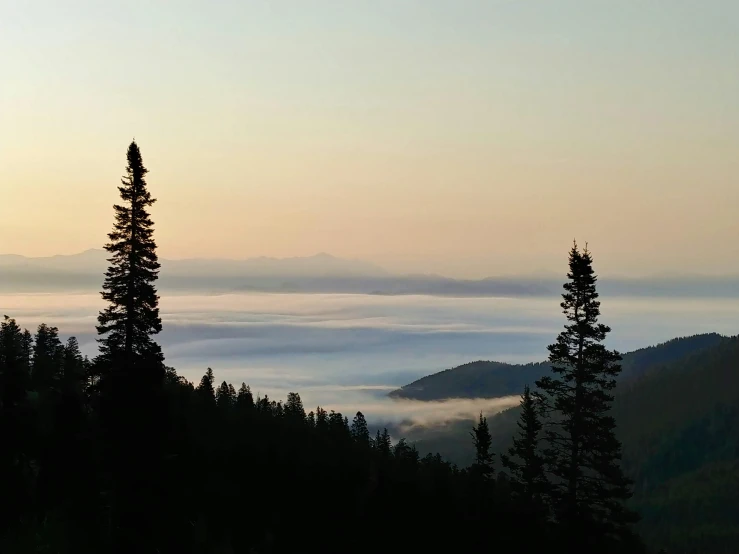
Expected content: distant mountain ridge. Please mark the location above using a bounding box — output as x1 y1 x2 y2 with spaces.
2 250 739 297
0 250 552 296
0 249 389 277
388 333 727 401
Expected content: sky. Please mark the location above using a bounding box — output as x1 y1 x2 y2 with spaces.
2 0 738 279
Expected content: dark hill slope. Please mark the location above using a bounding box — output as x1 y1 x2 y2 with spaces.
615 336 739 553
389 333 725 401
400 334 739 554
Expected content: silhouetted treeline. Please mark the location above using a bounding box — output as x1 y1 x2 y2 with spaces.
0 322 649 553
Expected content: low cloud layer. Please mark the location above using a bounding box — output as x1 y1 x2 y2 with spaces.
2 291 738 429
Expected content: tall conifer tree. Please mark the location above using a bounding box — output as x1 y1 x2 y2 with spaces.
236 382 254 411
535 242 637 547
351 411 370 447
501 385 548 515
94 141 166 551
61 337 86 391
97 140 163 375
216 381 235 410
31 323 63 392
470 412 495 480
285 392 306 421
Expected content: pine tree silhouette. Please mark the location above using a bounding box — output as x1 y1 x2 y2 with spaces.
501 385 549 519
97 140 163 374
377 428 392 456
94 141 167 552
61 337 86 390
0 317 33 536
351 411 370 447
198 368 216 407
216 380 235 409
31 323 63 392
236 382 254 412
535 242 638 548
470 412 495 480
285 392 306 421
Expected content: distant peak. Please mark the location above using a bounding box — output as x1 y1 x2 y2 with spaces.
311 252 336 260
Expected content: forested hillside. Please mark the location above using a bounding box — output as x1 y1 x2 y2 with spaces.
400 336 739 554
389 333 726 401
616 337 739 553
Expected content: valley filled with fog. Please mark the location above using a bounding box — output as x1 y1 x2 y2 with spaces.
3 290 739 429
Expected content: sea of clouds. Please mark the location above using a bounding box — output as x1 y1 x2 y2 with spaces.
2 291 739 428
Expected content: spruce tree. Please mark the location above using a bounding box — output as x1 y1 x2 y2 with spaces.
236 383 254 411
470 412 495 480
315 406 328 431
257 394 271 414
535 242 637 547
0 316 29 406
350 411 370 447
31 323 63 392
20 330 33 374
200 368 215 391
284 392 306 421
328 410 349 440
0 316 32 532
216 381 234 409
94 142 168 552
377 428 392 456
501 385 548 515
61 337 86 394
97 140 163 374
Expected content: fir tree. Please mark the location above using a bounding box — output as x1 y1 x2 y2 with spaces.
328 410 349 439
351 411 370 447
20 330 33 374
31 323 63 392
272 400 284 417
196 368 217 413
501 385 548 515
96 140 163 373
216 381 234 409
0 316 32 533
377 428 392 456
61 337 86 392
373 429 381 450
284 392 305 421
236 383 254 411
257 394 271 414
535 242 638 547
470 412 495 480
0 316 29 408
315 406 328 431
93 142 167 551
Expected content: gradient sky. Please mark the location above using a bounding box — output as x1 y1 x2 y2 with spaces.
2 1 738 278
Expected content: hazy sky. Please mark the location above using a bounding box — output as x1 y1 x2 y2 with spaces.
2 1 738 278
